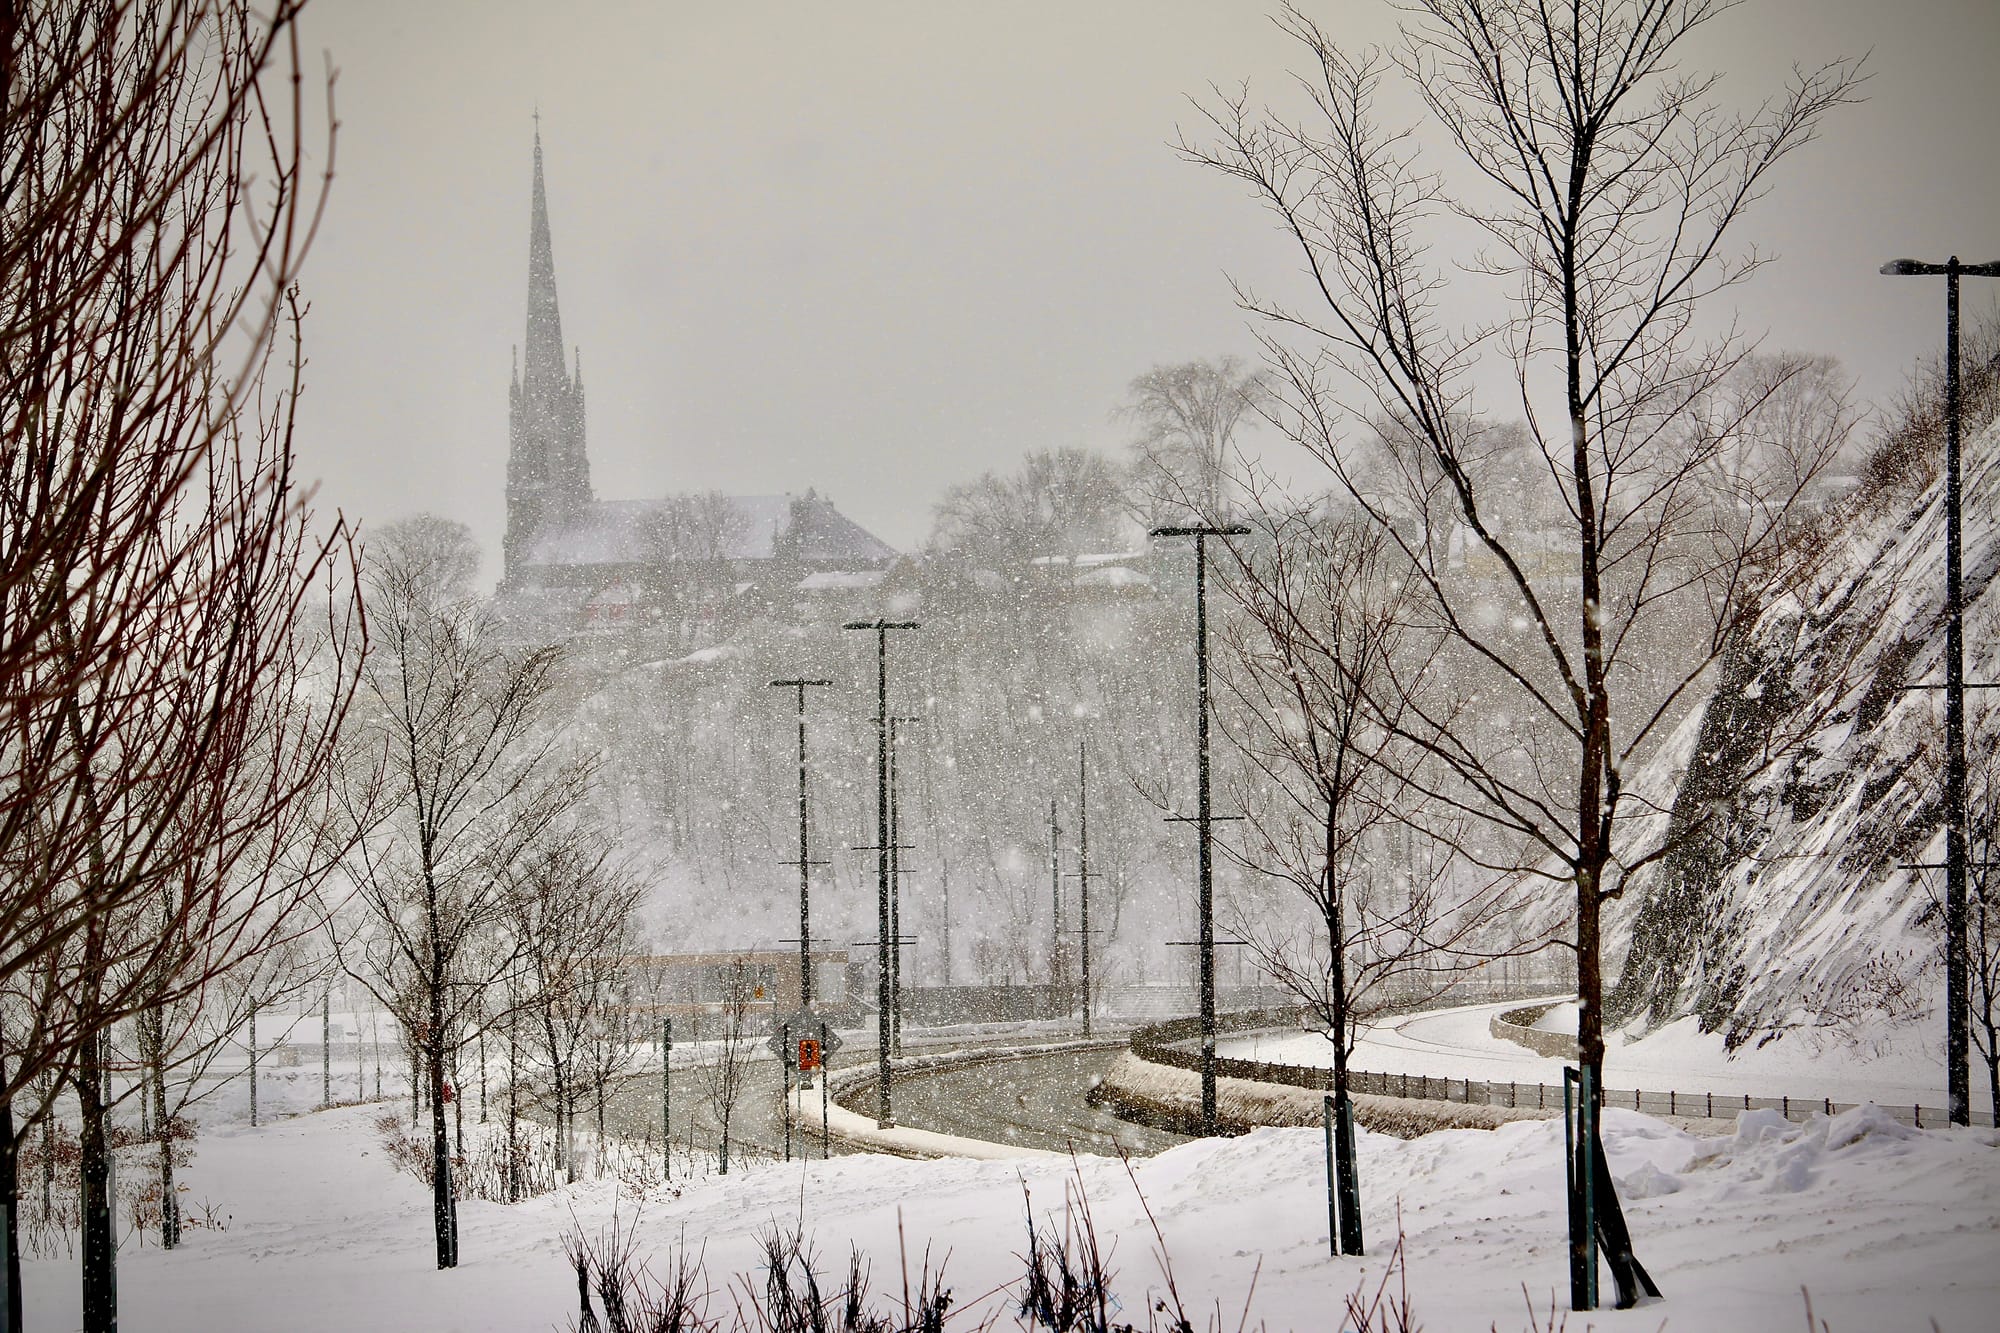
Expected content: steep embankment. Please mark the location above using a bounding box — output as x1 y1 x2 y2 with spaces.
1609 411 2000 1054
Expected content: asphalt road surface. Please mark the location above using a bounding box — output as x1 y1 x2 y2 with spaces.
588 1040 1186 1166
877 1047 1188 1157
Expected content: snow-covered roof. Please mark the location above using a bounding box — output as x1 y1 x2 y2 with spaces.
1074 565 1150 588
1028 550 1147 568
675 645 743 666
523 492 894 569
798 569 886 591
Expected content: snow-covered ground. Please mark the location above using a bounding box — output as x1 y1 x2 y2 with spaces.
19 1091 1995 1332
1218 998 1994 1118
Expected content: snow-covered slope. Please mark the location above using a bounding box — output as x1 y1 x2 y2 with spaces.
1609 412 2000 1068
28 1098 1995 1332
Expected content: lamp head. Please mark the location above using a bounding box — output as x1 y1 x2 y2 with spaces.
1880 259 1933 276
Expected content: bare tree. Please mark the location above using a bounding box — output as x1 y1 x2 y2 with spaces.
369 513 484 600
650 491 749 566
1185 0 1862 1308
340 549 590 1270
1120 357 1269 523
506 822 645 1182
0 0 339 1078
1971 748 2000 1123
0 9 346 1321
1214 499 1521 1253
689 959 758 1175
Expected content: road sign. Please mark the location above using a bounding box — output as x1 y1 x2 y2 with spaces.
769 1010 843 1066
797 1038 822 1072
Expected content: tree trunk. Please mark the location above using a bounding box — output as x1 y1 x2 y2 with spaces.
0 1020 22 1332
594 1079 605 1179
426 1025 456 1269
39 1085 54 1225
1325 818 1362 1256
506 1021 521 1203
542 1011 571 1182
78 1036 117 1333
142 1009 178 1249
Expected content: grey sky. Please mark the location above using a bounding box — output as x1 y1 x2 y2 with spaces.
291 0 2000 580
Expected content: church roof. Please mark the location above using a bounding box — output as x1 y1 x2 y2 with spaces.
522 492 895 569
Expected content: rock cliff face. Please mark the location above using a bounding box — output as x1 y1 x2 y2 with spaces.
1608 412 1999 1051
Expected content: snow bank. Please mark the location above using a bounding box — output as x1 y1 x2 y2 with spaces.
1222 998 1963 1119
24 1093 1994 1332
1095 1049 1552 1137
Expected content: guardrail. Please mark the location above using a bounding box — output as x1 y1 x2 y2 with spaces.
1128 1009 1996 1129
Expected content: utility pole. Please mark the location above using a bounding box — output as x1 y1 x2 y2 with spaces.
889 714 922 1055
1048 796 1064 1001
1881 255 2000 1126
1153 523 1248 1134
844 619 919 1128
1076 740 1098 1036
771 678 833 1006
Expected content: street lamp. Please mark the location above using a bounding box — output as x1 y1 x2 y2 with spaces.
770 679 832 1008
1152 523 1249 1133
1881 255 2000 1127
843 618 919 1128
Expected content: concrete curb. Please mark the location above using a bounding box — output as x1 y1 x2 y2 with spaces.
1489 1000 1580 1059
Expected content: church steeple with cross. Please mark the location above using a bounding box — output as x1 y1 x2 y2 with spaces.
504 120 592 588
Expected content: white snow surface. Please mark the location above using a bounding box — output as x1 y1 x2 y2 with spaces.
1220 998 1973 1114
23 1094 1995 1332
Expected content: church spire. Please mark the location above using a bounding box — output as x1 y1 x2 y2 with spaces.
504 120 592 589
523 124 567 396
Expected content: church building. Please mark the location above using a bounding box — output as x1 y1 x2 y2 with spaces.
498 130 895 628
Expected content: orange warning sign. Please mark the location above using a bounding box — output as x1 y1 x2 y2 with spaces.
797 1038 823 1072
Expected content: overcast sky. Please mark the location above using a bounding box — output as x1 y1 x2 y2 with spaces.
289 0 2000 582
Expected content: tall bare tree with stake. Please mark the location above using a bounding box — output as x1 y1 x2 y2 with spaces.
1186 0 1862 1308
339 543 591 1270
1214 497 1525 1254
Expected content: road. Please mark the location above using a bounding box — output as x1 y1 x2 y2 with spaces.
585 1036 1187 1166
856 1047 1188 1157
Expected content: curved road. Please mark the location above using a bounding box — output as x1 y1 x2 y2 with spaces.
587 1038 1187 1166
859 1047 1188 1157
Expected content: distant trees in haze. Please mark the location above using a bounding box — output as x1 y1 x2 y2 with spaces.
1121 357 1271 524
928 447 1131 570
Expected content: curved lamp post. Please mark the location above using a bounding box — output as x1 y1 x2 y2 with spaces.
1881 255 2000 1127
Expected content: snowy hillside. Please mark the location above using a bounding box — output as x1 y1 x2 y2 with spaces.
1609 409 2000 1068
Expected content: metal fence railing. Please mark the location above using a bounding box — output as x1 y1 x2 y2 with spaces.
1129 1012 1997 1130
